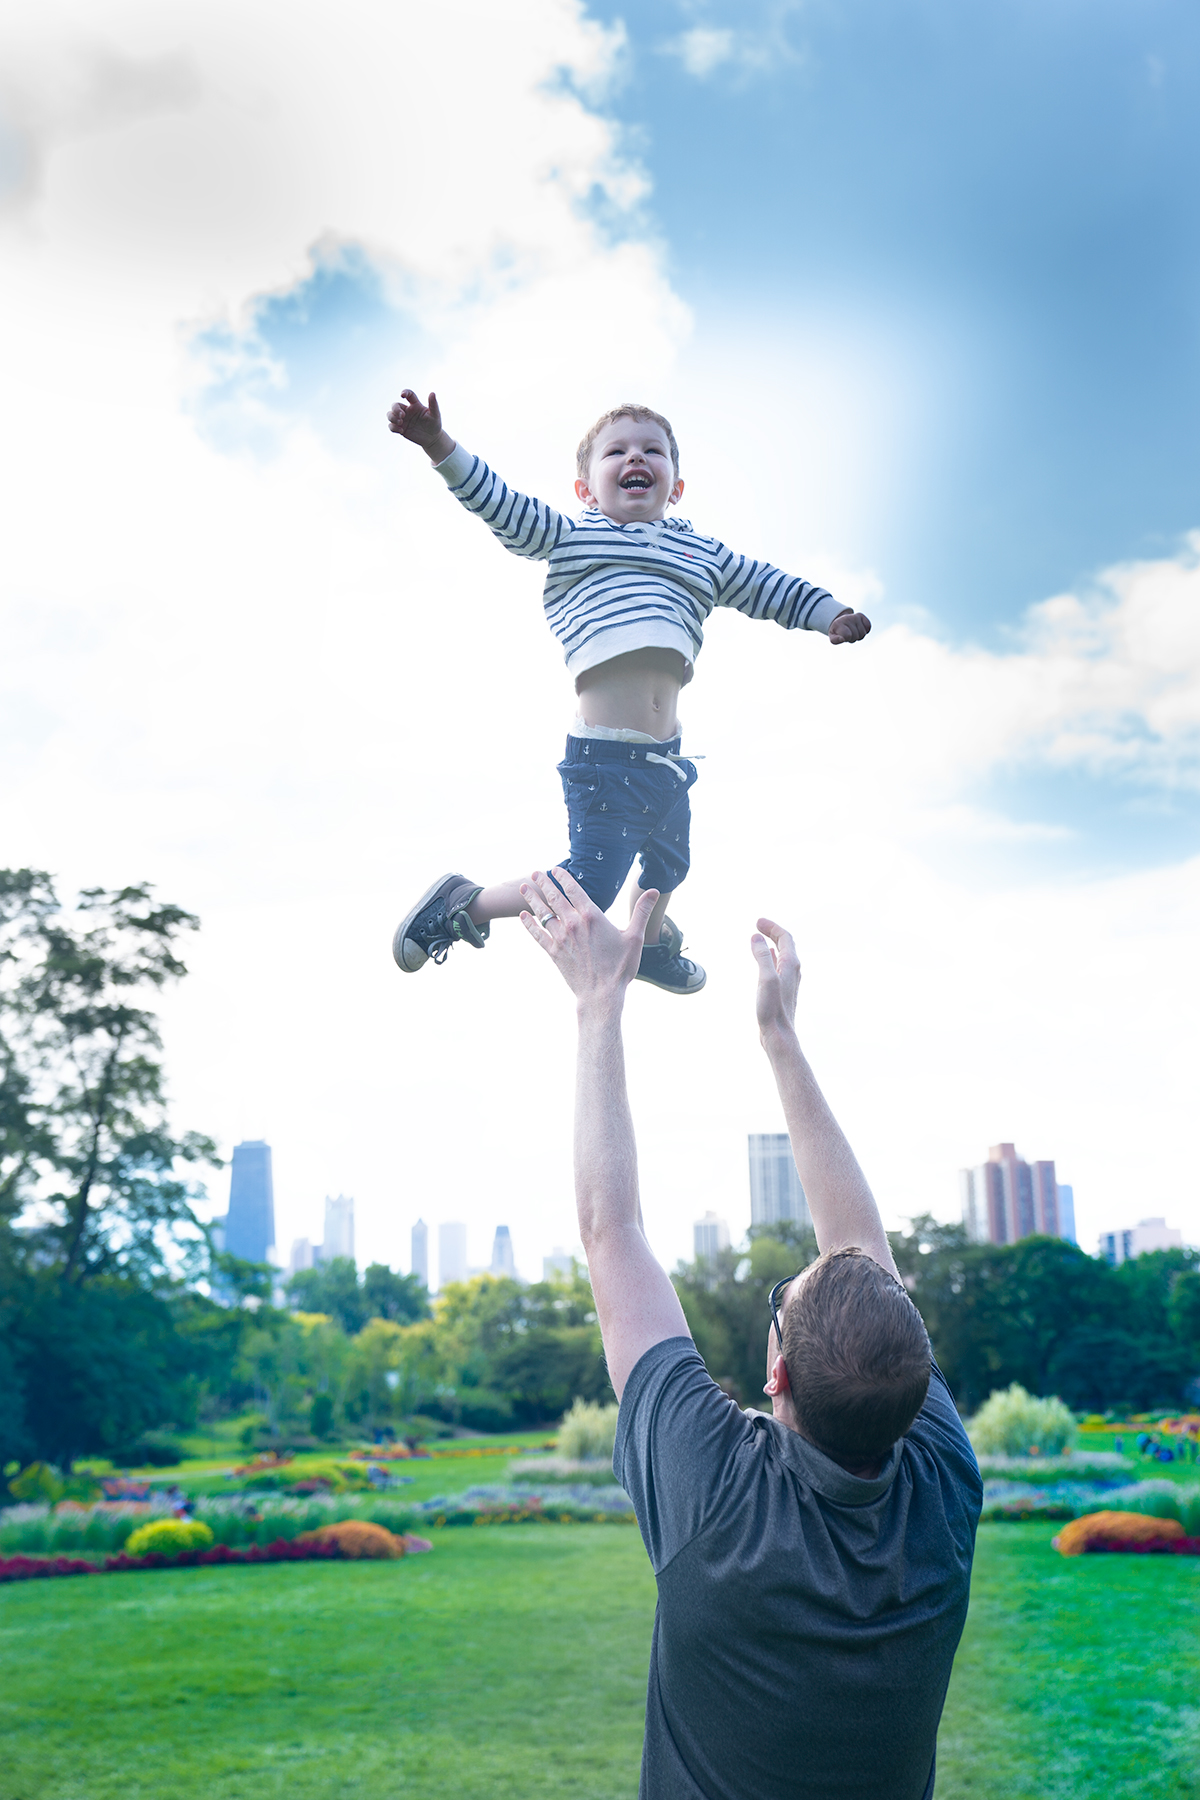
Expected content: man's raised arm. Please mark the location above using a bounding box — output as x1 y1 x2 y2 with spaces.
752 919 901 1281
520 869 691 1399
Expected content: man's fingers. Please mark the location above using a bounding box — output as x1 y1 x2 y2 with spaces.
750 932 778 973
519 910 556 951
629 888 658 944
549 865 595 914
530 871 574 923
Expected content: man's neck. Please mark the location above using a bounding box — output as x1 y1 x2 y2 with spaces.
773 1403 885 1480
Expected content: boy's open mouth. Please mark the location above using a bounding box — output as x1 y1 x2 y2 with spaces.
620 473 652 491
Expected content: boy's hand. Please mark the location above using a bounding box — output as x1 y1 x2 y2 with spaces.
521 868 657 1008
829 609 871 645
752 918 801 1043
387 389 455 463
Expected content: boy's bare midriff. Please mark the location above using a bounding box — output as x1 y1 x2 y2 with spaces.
575 646 688 739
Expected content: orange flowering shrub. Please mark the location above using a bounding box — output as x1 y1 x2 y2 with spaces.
296 1520 403 1559
1054 1511 1186 1556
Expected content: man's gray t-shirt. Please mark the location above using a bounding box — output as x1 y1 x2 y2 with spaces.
614 1338 982 1800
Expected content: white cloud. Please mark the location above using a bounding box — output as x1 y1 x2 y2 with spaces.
661 5 804 82
672 28 737 78
1 0 1197 1289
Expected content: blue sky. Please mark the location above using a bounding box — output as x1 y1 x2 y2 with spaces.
582 0 1200 638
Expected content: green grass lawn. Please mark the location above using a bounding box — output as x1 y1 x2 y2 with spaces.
1 1523 1197 1799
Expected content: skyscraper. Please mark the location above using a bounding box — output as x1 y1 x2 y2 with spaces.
490 1224 516 1279
439 1221 468 1288
693 1212 731 1260
1099 1218 1182 1266
322 1194 355 1263
1057 1185 1077 1244
288 1237 314 1274
225 1140 275 1264
411 1218 429 1288
748 1134 811 1230
960 1144 1071 1245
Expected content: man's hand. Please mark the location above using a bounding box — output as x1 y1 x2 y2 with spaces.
386 389 455 463
752 917 801 1043
521 868 658 1007
829 610 871 645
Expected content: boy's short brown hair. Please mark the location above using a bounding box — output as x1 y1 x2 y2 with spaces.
781 1248 932 1464
577 404 680 479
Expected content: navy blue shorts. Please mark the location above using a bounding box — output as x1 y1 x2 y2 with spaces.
550 734 699 913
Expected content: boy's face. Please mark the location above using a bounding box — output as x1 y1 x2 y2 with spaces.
575 417 684 524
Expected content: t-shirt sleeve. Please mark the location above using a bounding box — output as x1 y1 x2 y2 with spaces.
711 541 845 634
905 1362 983 1516
614 1336 758 1572
432 443 570 562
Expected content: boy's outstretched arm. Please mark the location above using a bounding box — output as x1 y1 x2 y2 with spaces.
753 919 900 1280
387 389 455 465
520 868 691 1400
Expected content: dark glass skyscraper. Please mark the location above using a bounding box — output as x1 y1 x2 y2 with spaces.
225 1139 276 1264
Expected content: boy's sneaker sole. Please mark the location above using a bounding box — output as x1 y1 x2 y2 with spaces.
394 874 458 971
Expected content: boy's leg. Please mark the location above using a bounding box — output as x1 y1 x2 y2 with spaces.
467 880 530 925
633 763 705 994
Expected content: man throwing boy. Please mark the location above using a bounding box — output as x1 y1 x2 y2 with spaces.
387 392 870 995
519 867 981 1800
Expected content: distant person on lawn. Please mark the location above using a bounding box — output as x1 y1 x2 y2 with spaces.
519 868 982 1800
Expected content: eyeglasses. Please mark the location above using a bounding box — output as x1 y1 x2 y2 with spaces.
768 1271 804 1358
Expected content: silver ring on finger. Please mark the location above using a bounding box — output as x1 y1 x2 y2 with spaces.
539 912 555 928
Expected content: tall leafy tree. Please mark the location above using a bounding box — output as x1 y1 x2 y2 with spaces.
0 869 218 1465
0 869 217 1283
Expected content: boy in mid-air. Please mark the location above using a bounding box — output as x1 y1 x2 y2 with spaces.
387 391 871 995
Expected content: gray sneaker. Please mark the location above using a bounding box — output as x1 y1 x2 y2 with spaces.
393 873 489 972
635 916 706 995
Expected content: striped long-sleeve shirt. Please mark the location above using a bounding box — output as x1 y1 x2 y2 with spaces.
434 443 844 685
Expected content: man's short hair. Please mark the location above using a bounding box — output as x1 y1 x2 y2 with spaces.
781 1248 931 1465
577 405 680 479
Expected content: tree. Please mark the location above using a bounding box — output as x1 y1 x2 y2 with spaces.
0 869 217 1284
426 1271 611 1428
362 1263 429 1324
284 1259 431 1335
286 1257 367 1333
0 869 219 1465
673 1224 819 1408
1168 1269 1200 1356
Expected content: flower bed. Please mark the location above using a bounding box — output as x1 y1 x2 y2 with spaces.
974 1452 1129 1481
424 1442 557 1459
0 1537 344 1583
982 1478 1200 1530
1 1479 636 1558
0 1521 433 1584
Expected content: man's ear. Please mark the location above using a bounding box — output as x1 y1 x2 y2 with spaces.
575 476 597 508
763 1353 791 1399
667 477 685 507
